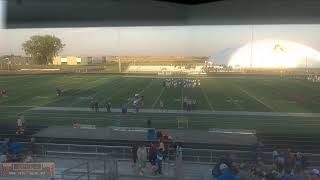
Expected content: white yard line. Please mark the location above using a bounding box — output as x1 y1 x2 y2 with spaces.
200 87 215 111
68 77 131 107
0 105 37 108
234 85 274 111
152 87 165 109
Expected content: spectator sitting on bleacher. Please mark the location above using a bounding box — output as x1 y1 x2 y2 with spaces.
218 163 238 180
212 155 235 178
283 168 295 180
0 153 7 163
24 154 34 162
73 121 80 128
7 154 22 162
310 169 320 180
1 138 10 153
236 163 249 180
272 147 279 161
294 168 309 180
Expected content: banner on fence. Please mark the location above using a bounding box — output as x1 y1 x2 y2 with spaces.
0 162 55 177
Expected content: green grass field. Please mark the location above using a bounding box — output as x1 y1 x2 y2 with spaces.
1 74 320 135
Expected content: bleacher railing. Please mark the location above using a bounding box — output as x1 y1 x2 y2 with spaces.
18 142 320 167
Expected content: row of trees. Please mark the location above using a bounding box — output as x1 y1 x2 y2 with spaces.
22 35 64 65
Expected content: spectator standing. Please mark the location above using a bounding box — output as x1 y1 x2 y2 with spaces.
175 143 183 180
159 140 165 152
176 143 182 161
29 138 36 155
149 143 157 166
155 149 164 175
156 131 163 141
137 145 147 176
132 144 138 164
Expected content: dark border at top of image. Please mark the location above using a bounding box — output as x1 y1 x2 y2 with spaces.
6 0 320 29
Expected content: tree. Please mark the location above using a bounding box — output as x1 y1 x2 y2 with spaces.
22 35 65 65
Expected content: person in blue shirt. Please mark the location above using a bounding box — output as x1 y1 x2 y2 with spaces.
155 149 164 175
283 169 295 180
218 163 238 180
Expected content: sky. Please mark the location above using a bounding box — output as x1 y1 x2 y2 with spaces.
1 24 320 60
0 0 4 29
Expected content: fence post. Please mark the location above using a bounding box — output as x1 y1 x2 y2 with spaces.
41 144 44 156
104 153 107 180
115 159 118 179
45 144 48 157
87 161 90 180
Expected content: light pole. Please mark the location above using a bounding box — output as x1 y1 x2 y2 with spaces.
305 56 308 73
6 58 10 71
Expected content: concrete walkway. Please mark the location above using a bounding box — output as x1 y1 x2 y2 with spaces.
31 106 320 118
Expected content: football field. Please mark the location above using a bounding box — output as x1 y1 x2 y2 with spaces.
1 74 320 135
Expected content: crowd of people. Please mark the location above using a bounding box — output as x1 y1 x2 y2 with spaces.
306 75 320 83
131 131 182 176
0 137 36 163
211 146 319 180
162 78 201 89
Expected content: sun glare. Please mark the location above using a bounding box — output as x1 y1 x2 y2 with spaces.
228 40 320 68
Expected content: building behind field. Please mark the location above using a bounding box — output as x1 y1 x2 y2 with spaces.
53 56 83 65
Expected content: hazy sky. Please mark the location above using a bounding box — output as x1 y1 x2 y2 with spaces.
0 0 4 29
1 24 320 57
